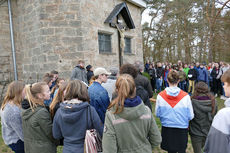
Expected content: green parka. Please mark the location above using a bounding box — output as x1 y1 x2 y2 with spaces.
102 102 162 153
21 100 57 153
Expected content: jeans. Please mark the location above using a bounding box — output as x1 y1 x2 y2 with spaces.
156 78 163 92
9 139 25 153
164 80 169 88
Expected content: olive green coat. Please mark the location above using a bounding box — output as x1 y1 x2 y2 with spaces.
21 104 57 153
102 102 162 153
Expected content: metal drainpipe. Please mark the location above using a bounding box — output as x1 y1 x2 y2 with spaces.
8 0 18 81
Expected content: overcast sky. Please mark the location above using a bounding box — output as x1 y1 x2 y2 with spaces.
141 0 230 25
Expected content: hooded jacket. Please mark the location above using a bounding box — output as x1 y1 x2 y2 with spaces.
102 97 162 153
21 100 57 153
52 100 103 153
204 98 230 153
189 97 217 137
156 87 194 128
70 65 88 84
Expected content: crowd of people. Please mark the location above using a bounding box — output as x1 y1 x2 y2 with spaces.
145 60 230 100
0 59 230 153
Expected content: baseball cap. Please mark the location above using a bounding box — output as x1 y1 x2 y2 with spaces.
110 67 119 75
94 67 111 76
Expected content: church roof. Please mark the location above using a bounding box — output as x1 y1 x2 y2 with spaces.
104 2 135 29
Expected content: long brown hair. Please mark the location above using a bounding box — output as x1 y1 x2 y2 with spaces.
49 81 68 118
50 78 65 95
108 74 136 114
64 80 89 102
1 81 25 110
191 81 216 115
24 82 47 111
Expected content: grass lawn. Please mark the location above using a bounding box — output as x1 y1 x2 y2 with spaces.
0 96 225 153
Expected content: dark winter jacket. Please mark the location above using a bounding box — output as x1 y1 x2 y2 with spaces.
87 70 94 82
211 67 223 80
188 68 197 80
148 68 156 79
135 74 153 98
189 97 217 137
156 67 164 78
70 66 88 84
21 100 57 153
88 81 110 123
136 86 152 112
52 101 103 153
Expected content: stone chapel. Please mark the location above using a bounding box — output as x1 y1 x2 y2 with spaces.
0 0 146 86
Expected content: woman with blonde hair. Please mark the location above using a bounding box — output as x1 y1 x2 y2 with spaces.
1 81 25 153
49 81 68 119
102 74 162 153
21 82 57 153
52 80 103 153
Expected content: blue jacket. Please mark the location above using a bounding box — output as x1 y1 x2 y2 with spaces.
52 101 103 153
155 87 194 128
88 82 110 123
197 68 209 83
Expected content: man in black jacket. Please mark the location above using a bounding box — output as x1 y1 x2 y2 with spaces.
119 63 153 111
188 64 197 94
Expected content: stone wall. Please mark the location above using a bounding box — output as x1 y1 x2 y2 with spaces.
1 0 144 85
14 0 83 82
0 1 13 101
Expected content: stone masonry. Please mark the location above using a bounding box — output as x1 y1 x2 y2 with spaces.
0 0 144 100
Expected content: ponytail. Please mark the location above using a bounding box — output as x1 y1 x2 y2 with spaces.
108 74 136 114
24 82 47 111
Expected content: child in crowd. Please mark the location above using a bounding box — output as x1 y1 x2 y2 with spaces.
21 82 58 153
1 81 25 153
204 70 230 153
52 80 103 153
189 82 217 153
102 74 161 153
